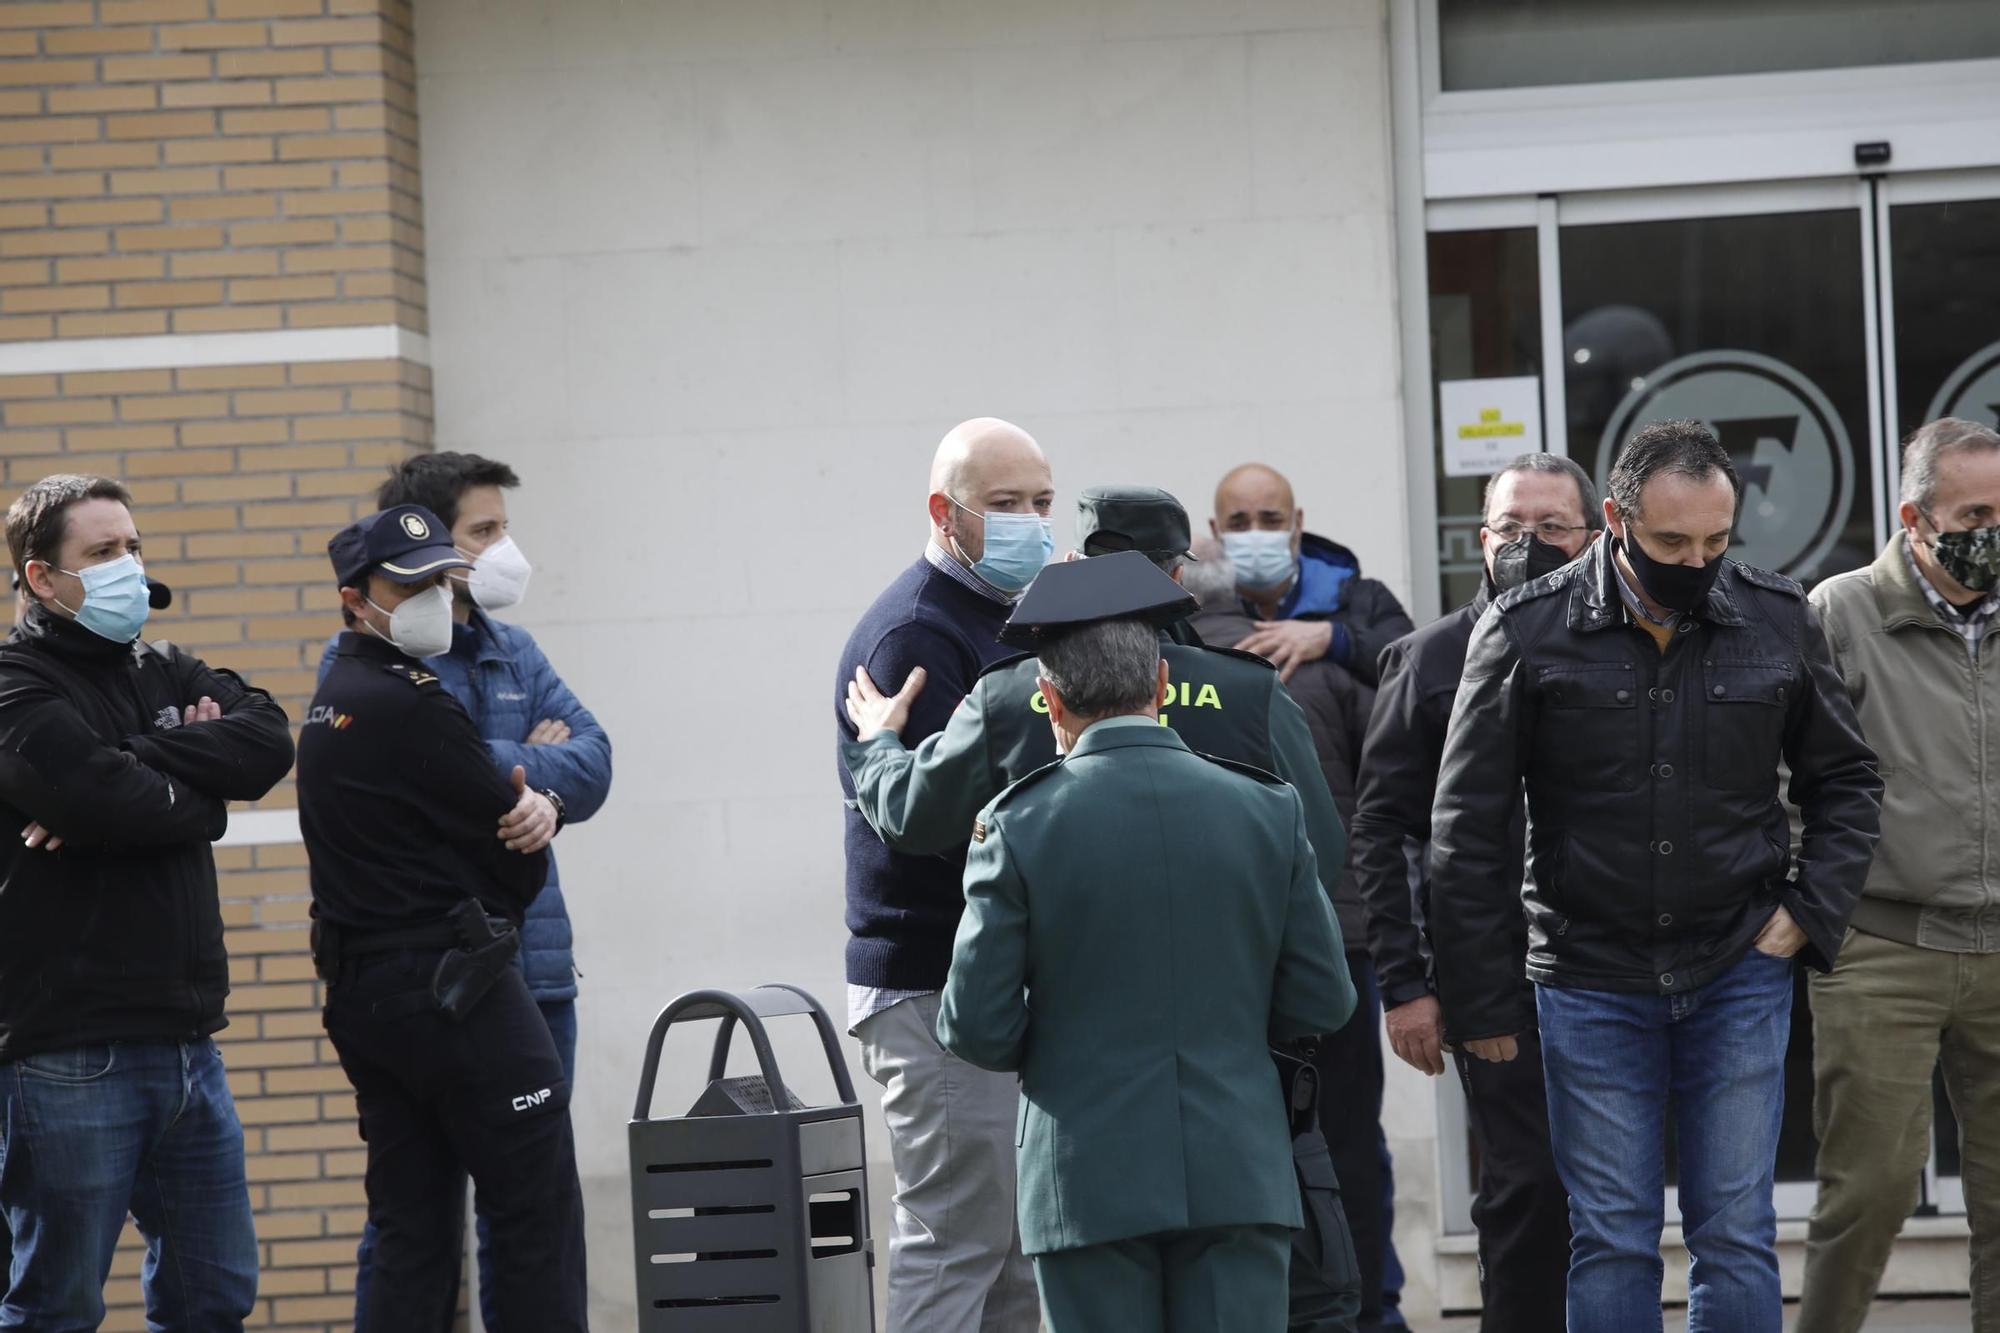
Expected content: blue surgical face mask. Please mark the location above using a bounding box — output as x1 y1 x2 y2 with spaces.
1221 528 1297 592
52 551 151 643
951 499 1053 597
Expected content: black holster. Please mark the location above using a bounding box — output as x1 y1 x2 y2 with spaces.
431 899 520 1022
1272 1039 1322 1140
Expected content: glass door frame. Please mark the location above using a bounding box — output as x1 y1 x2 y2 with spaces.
1416 173 1994 1234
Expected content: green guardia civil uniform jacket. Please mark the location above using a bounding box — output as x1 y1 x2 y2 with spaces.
841 637 1350 910
936 719 1355 1256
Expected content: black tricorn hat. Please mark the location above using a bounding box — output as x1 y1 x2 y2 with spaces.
997 549 1197 648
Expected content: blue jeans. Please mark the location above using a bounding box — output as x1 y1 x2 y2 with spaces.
0 1038 257 1331
1537 946 1795 1333
351 996 577 1330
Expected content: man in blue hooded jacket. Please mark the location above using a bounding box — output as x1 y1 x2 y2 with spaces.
1211 463 1413 690
321 452 612 1329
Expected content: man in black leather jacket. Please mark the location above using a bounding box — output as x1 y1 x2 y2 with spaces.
1352 452 1596 1333
1430 421 1881 1333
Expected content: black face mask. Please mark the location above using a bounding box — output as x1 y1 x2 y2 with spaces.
1490 534 1573 592
1622 529 1724 615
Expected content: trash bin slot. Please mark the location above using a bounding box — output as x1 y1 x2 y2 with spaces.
639 1169 782 1212
645 1157 773 1173
650 1248 778 1264
654 1295 780 1308
643 1210 782 1255
797 1116 863 1175
646 1253 786 1302
647 1203 774 1220
808 1188 863 1259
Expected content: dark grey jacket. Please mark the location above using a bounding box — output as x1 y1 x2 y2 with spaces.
1428 538 1882 1043
1193 606 1373 945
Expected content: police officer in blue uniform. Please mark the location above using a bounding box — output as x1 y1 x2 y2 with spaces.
843 486 1361 1332
298 505 586 1332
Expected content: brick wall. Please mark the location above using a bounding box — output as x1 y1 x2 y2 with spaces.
0 0 423 343
0 5 430 1328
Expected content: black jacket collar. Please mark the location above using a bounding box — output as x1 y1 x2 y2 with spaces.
15 602 139 664
1567 535 1743 633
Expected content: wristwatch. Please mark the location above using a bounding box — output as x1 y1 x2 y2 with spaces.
540 788 567 832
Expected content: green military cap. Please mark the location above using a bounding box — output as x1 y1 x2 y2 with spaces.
1076 485 1197 561
998 549 1197 648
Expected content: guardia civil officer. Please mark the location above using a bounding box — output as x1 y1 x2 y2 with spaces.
297 505 586 1331
843 486 1362 1331
934 552 1355 1332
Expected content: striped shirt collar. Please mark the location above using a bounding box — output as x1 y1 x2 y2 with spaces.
1902 536 2000 654
925 540 1016 606
1611 548 1679 629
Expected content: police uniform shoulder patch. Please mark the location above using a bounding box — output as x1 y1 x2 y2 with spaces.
1731 561 1803 599
381 662 440 688
1194 751 1285 785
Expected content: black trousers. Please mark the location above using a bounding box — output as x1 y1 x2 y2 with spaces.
1453 1026 1571 1333
323 948 587 1333
1312 951 1387 1323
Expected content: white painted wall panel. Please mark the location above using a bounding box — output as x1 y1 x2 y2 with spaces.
416 5 1410 1326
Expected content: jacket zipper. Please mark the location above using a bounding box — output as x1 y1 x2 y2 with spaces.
1980 634 1991 933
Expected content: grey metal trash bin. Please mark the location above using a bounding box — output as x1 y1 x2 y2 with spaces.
629 984 875 1332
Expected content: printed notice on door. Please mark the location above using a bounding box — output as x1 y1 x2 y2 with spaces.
1440 376 1543 477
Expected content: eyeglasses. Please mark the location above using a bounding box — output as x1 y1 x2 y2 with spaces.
1487 519 1594 542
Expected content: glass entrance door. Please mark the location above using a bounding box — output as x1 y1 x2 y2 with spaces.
1558 191 1880 587
1422 171 2000 1232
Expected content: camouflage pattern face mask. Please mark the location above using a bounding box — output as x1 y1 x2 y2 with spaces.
1929 522 2000 593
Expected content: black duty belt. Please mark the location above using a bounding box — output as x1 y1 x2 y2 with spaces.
310 912 512 976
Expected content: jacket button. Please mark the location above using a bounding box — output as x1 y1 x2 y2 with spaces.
1677 622 1693 634
1647 687 1659 702
1658 763 1674 778
1777 687 1786 701
1713 684 1725 697
1656 840 1674 855
1616 689 1632 703
1661 688 1676 703
1659 913 1674 926
1662 973 1675 986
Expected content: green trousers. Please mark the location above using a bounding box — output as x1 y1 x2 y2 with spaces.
1033 1224 1292 1332
1802 928 2000 1333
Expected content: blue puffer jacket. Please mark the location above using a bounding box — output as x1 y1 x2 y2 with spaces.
316 613 612 1000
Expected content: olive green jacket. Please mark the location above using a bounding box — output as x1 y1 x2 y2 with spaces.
936 720 1355 1255
1810 533 2000 952
840 638 1350 926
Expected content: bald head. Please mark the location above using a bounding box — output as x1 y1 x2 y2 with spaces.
1213 463 1296 525
928 417 1054 564
1210 462 1304 604
931 418 1045 496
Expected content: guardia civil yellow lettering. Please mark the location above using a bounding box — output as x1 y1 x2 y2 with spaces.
1030 683 1223 714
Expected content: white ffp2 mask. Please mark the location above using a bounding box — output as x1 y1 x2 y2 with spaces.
366 584 454 659
465 535 532 612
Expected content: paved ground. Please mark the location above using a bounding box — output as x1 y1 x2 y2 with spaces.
1432 1297 1973 1329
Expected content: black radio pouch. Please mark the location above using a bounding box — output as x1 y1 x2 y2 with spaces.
431 900 520 1022
1270 1039 1322 1140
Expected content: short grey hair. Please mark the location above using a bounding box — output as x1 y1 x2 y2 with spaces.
1901 417 2000 513
1178 538 1236 609
1481 452 1599 525
1037 618 1161 719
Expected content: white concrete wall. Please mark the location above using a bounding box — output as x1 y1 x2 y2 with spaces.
413 2 1420 1325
